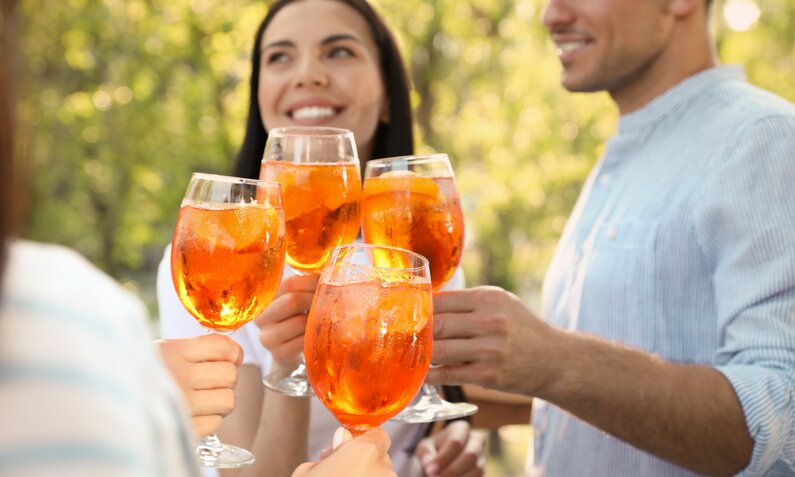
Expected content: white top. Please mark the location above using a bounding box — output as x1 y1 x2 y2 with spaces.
157 243 465 477
0 241 198 477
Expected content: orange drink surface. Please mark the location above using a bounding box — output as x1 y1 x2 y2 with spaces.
362 174 464 290
171 202 285 333
261 160 361 273
304 278 432 435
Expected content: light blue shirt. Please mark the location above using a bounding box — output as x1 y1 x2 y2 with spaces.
533 66 795 476
1 241 198 477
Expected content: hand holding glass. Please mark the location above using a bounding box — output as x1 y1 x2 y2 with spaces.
171 173 285 467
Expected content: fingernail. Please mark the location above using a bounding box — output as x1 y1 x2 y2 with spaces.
332 427 345 449
421 455 433 466
332 427 348 449
425 463 439 475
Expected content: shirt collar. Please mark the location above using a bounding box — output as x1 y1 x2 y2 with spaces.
617 65 746 133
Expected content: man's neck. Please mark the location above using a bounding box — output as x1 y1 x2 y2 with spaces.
612 16 717 115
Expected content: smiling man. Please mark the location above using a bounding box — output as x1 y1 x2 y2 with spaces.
427 0 795 475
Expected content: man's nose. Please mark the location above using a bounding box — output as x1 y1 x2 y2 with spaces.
542 0 576 31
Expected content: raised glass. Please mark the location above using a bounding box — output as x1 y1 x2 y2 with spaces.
260 126 361 397
362 153 478 423
171 173 285 467
305 244 432 435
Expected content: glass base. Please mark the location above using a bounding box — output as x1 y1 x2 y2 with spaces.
262 363 315 397
196 434 255 468
391 387 478 423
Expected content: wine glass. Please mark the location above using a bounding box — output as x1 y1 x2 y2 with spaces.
260 127 361 397
304 244 432 435
362 153 478 423
171 173 285 467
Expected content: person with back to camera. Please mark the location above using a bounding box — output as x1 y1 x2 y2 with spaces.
427 0 795 475
0 1 396 476
157 1 486 476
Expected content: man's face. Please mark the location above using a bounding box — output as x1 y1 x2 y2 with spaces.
542 0 675 95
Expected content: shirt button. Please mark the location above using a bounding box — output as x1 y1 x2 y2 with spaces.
599 174 611 186
606 227 617 240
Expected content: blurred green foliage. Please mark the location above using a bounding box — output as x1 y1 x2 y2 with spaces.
16 0 795 309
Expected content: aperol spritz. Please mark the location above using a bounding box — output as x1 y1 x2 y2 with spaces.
261 161 360 273
362 154 477 423
362 172 464 291
171 173 285 467
260 126 361 397
305 244 432 435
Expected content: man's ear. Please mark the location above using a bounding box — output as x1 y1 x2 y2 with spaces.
668 0 701 18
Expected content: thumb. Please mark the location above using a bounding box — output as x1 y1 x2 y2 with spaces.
291 461 317 477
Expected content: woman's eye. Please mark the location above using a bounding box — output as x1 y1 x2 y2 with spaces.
328 47 354 59
266 52 290 64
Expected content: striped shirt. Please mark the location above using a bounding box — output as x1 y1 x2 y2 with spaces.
0 241 199 477
532 66 795 476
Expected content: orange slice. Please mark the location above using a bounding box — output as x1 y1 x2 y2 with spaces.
375 280 432 333
227 205 281 251
363 172 440 199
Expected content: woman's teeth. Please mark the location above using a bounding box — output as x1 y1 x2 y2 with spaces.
292 106 336 120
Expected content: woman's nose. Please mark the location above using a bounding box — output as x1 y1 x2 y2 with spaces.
293 57 329 88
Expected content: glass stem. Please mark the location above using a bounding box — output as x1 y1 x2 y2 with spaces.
290 354 308 379
420 383 445 403
196 433 224 464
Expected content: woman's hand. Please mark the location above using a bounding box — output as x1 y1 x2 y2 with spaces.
254 274 320 367
292 428 396 477
415 421 486 477
157 334 243 438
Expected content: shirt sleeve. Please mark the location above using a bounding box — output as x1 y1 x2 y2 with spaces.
694 114 795 476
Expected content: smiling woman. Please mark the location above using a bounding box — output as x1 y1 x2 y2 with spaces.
156 2 485 477
233 0 414 180
256 3 387 161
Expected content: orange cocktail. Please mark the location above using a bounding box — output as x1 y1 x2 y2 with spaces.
304 244 432 435
261 160 360 273
362 172 464 291
171 173 284 467
171 202 285 333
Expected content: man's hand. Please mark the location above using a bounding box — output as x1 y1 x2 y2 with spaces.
157 333 243 438
427 286 559 396
255 274 319 366
415 421 485 477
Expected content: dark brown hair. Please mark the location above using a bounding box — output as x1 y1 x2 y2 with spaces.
0 0 19 276
232 0 414 179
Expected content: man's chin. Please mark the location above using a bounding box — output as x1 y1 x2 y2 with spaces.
561 75 605 93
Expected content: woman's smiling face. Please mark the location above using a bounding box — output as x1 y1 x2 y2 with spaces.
258 0 387 161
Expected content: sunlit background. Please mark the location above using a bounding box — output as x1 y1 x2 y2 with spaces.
13 0 795 473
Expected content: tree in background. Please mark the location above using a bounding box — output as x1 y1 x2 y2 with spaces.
16 0 795 309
